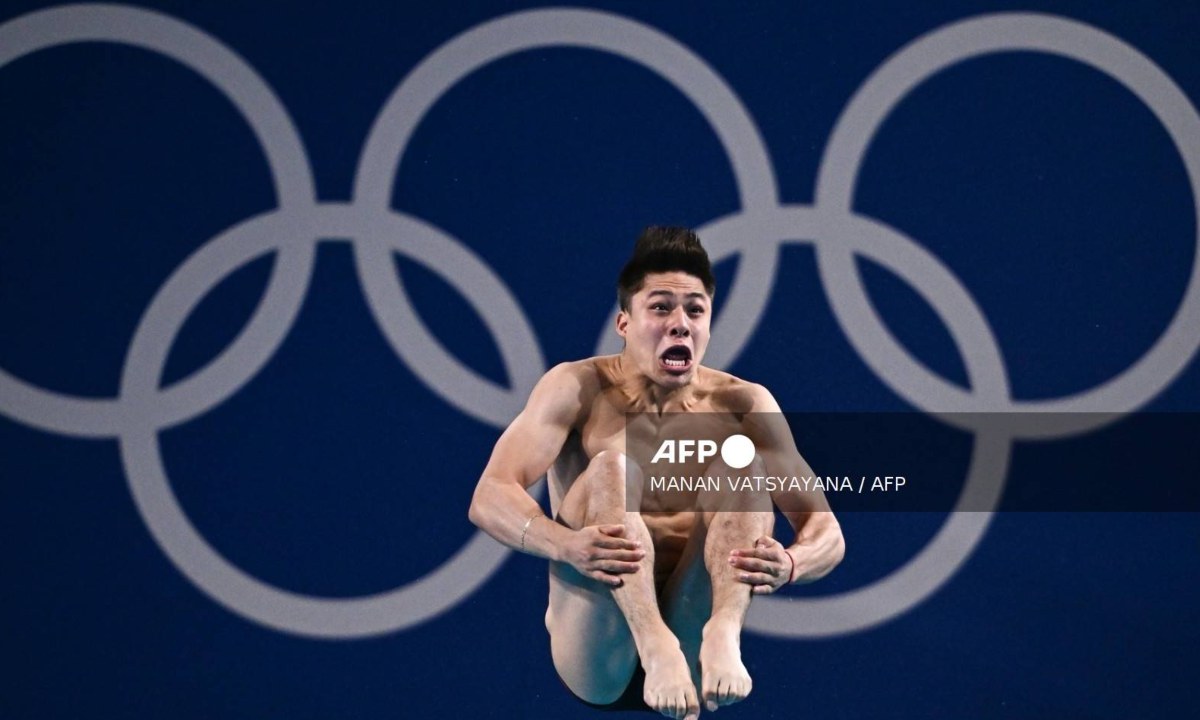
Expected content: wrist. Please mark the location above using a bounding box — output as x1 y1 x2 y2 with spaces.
784 546 797 584
527 515 568 562
543 522 565 562
520 513 546 555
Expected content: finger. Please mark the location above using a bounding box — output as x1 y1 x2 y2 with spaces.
597 560 642 574
752 583 774 595
736 570 775 586
596 536 642 550
751 545 784 561
755 535 779 548
730 556 777 574
599 549 646 562
598 524 626 536
731 546 775 562
729 555 767 572
592 571 624 587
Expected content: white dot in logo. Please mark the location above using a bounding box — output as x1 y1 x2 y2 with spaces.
720 434 755 469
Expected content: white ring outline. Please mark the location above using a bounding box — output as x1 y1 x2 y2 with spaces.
815 13 1200 432
747 13 1200 637
0 6 1194 639
353 8 783 376
119 207 529 637
348 205 546 428
0 4 316 437
732 207 1010 636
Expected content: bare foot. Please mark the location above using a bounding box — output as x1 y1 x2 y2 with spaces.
699 621 752 711
641 637 701 720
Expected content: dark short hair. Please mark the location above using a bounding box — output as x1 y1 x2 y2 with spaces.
617 226 716 311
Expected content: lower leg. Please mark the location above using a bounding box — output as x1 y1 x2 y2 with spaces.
699 508 774 711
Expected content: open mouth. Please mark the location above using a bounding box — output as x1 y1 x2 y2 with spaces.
659 345 693 374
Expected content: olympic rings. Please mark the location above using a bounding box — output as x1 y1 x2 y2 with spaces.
1 5 1197 639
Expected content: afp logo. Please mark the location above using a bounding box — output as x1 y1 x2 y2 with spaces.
650 434 757 469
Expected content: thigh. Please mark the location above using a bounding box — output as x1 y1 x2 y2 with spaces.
548 556 639 703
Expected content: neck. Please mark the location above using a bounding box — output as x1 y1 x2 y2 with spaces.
613 352 698 414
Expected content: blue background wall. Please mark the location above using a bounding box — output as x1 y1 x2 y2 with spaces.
1 1 1198 718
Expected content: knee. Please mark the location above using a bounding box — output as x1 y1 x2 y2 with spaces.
702 451 765 480
586 450 644 492
698 453 770 513
588 449 629 480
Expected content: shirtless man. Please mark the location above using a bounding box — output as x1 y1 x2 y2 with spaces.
469 226 845 719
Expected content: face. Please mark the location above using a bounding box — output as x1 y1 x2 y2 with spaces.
617 271 712 388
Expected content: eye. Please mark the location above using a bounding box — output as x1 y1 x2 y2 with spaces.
651 303 668 312
688 305 706 315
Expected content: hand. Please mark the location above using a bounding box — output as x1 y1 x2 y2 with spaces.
562 524 645 587
730 536 792 595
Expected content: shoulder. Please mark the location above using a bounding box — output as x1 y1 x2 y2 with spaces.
541 356 611 392
524 357 608 421
698 367 781 414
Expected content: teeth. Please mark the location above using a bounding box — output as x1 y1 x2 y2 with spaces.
664 358 687 367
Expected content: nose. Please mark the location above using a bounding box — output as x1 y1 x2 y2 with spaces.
668 307 690 338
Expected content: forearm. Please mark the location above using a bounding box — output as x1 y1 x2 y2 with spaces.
784 511 845 582
468 478 570 561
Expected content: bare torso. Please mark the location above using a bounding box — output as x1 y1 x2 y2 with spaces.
547 355 755 588
468 267 843 716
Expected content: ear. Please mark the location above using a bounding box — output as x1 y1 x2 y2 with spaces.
616 309 629 338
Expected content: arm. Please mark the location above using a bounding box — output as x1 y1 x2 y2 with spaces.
467 363 643 584
730 384 846 593
468 362 581 561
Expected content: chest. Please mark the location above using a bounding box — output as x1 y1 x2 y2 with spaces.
577 395 743 476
